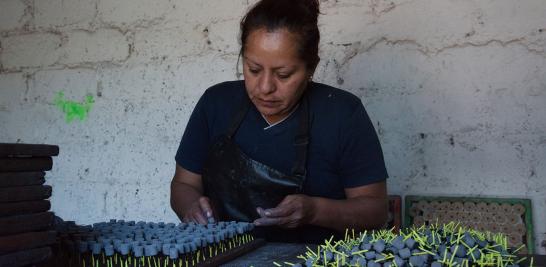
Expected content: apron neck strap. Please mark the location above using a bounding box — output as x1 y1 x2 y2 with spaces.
226 94 250 139
291 93 309 180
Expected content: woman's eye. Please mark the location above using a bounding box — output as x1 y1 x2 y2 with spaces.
249 68 260 74
277 73 291 79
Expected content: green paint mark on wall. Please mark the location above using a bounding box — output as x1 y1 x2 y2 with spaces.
54 92 95 123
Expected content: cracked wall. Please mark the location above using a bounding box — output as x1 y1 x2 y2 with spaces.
0 0 545 254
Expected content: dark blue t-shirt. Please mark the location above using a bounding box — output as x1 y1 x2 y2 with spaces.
175 80 388 199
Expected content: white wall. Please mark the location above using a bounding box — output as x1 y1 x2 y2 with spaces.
0 0 544 254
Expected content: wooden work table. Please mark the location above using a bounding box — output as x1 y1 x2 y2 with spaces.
221 242 310 267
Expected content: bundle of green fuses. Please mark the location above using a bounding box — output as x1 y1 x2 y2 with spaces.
277 222 533 267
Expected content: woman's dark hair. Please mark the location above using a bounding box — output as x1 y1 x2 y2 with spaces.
239 0 320 71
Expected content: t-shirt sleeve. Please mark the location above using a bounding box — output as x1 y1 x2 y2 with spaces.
174 92 211 175
338 102 388 188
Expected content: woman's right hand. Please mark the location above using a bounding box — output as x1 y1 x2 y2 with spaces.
183 196 214 224
171 165 215 225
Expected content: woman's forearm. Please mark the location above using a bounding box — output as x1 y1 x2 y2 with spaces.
170 180 203 221
310 196 388 233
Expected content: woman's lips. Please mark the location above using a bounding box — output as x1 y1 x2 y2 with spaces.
256 98 280 108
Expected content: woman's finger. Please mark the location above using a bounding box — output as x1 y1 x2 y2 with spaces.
263 206 291 217
193 208 208 224
254 216 283 226
264 197 299 217
199 197 213 218
256 207 266 217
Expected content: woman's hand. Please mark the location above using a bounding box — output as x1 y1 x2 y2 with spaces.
253 194 317 228
183 196 214 225
252 181 387 232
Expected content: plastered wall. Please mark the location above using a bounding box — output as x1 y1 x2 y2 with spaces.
0 0 545 254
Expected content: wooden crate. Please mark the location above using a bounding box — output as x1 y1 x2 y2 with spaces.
0 158 53 172
0 172 45 187
0 212 54 236
0 143 57 267
0 200 51 217
0 231 56 254
0 143 59 157
0 185 52 203
0 247 52 267
387 195 402 232
404 195 534 253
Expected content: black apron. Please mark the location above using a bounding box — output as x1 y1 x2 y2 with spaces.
202 92 337 243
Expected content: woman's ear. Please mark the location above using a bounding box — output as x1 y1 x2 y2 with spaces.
307 66 317 81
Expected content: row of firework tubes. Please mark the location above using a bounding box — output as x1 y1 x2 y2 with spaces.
61 220 255 260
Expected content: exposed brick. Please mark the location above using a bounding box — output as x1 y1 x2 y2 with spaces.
0 73 26 112
473 0 546 36
0 0 28 32
98 0 172 27
61 29 129 64
34 0 96 29
1 33 62 69
166 0 249 25
133 25 205 61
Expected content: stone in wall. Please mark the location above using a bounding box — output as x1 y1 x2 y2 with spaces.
132 25 206 62
61 29 130 65
0 0 29 32
34 0 97 29
0 73 26 112
166 0 250 26
1 33 63 70
98 0 172 28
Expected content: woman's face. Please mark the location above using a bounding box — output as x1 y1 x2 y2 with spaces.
243 28 312 124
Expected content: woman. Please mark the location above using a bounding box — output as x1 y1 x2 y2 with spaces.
170 0 388 243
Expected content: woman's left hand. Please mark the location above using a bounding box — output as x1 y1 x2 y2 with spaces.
253 194 317 228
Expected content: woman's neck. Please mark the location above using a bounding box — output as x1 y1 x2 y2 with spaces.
261 103 300 128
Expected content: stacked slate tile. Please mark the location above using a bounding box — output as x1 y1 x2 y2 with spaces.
0 143 59 267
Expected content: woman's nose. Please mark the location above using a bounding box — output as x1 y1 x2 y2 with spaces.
258 73 275 94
